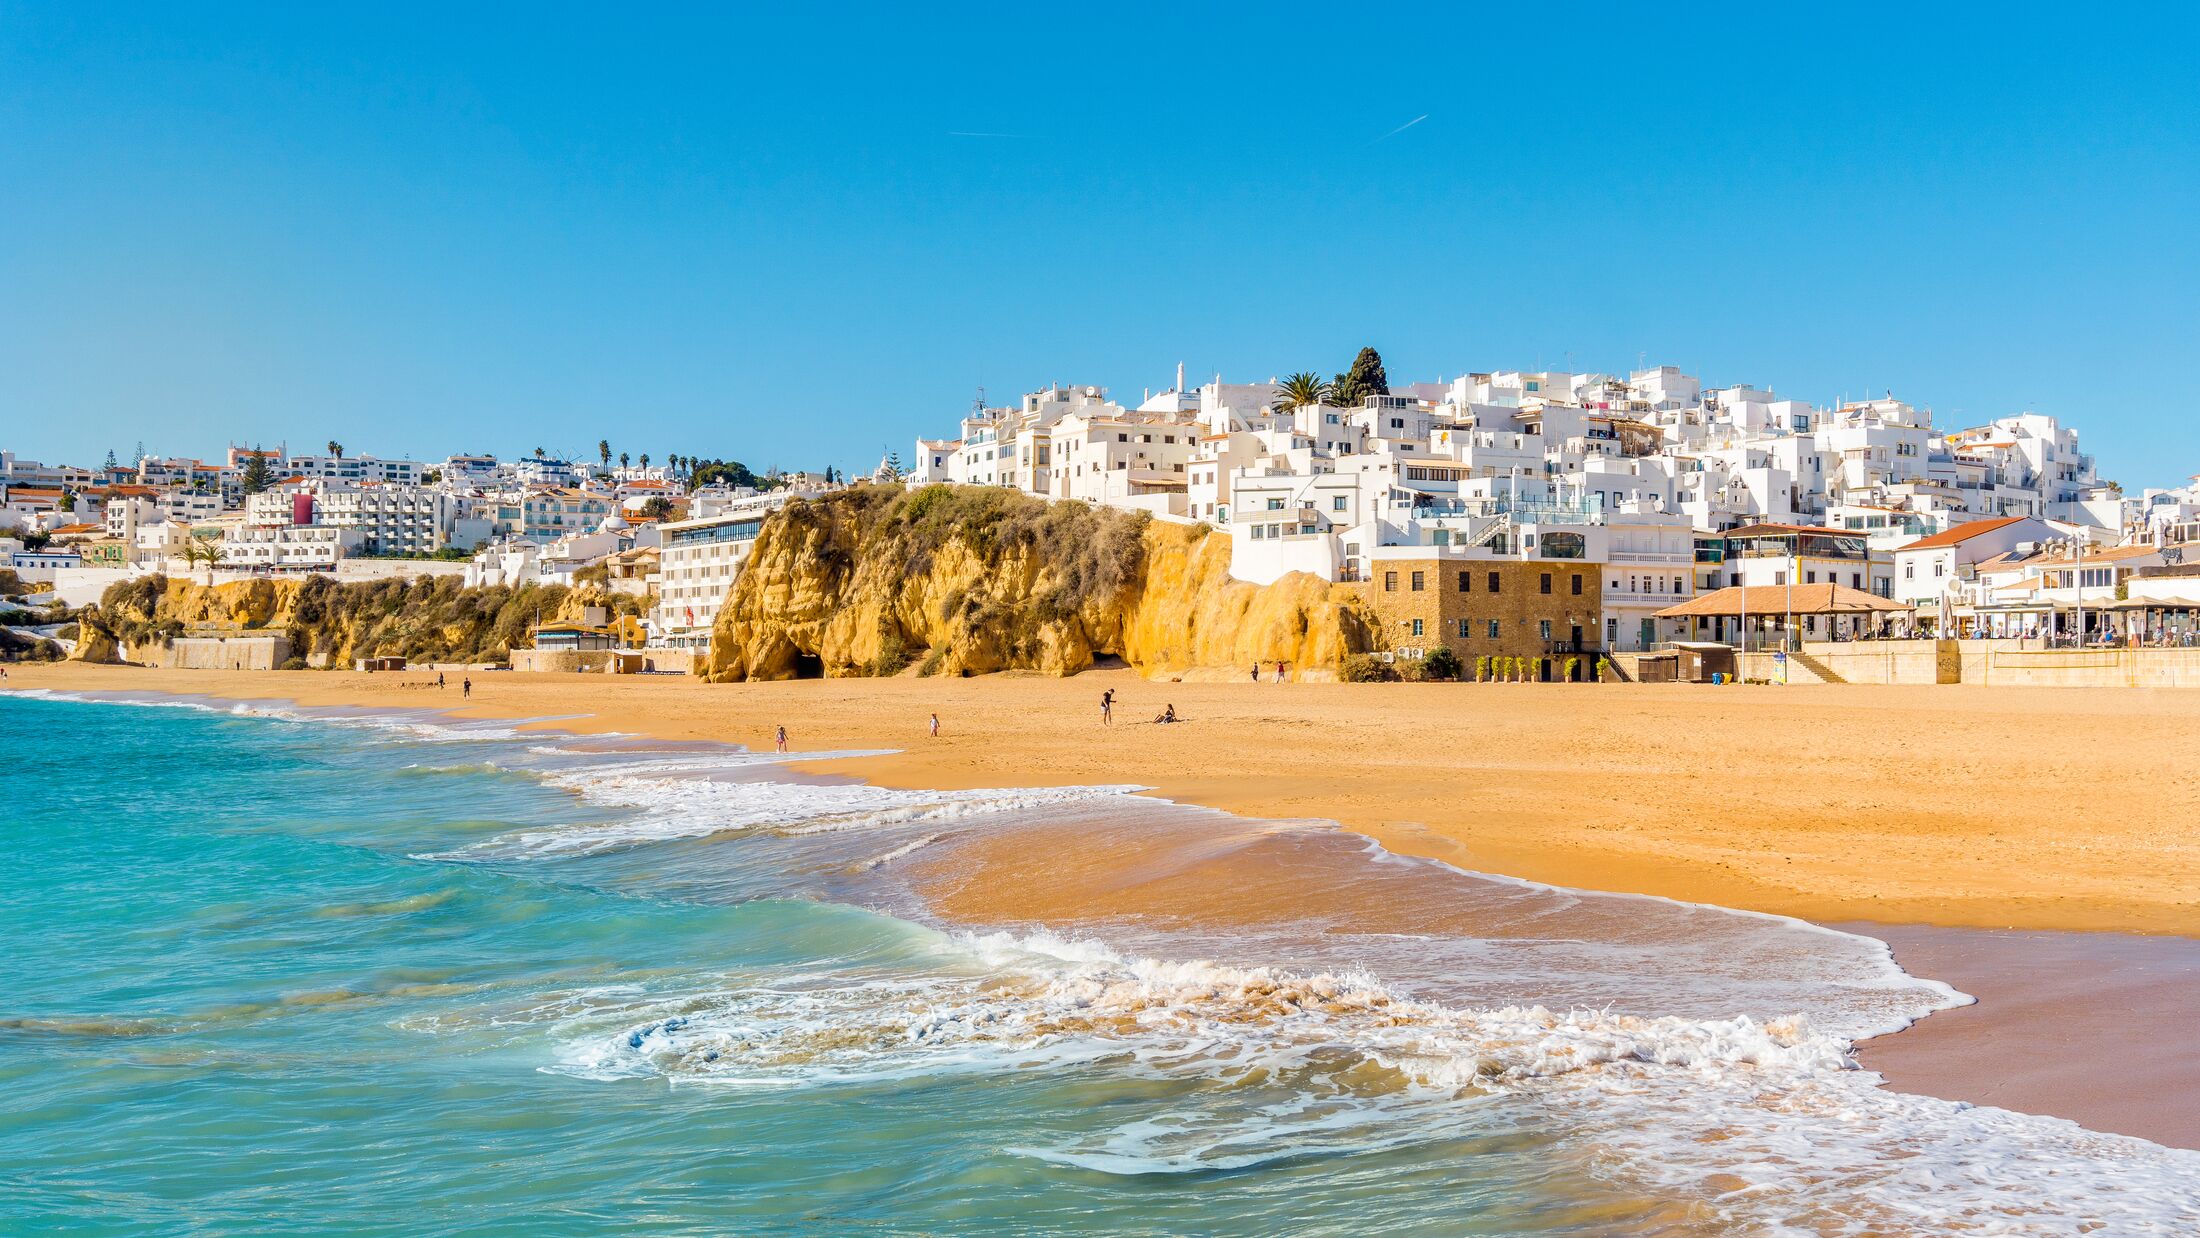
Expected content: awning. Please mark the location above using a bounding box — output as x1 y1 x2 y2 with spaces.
1654 583 1914 619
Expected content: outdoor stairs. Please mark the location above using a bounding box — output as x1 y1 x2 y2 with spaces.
1785 650 1846 684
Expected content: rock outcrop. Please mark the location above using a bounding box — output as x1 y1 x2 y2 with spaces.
74 574 637 668
706 485 1376 681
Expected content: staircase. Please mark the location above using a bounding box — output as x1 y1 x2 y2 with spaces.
1785 649 1846 684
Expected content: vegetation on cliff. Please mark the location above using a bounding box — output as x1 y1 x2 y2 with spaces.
76 574 641 668
707 484 1376 681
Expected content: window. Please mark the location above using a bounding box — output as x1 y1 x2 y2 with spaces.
1267 498 1286 510
1457 570 1470 592
1539 573 1552 594
1852 573 1862 589
1672 576 1683 593
1488 571 1501 592
1383 571 1397 592
1805 571 1817 584
1933 562 1945 577
1457 618 1471 638
1904 563 1915 580
1539 620 1552 641
1117 433 1128 442
1411 618 1424 637
1571 574 1583 595
1487 619 1500 639
1410 571 1424 592
1332 496 1348 511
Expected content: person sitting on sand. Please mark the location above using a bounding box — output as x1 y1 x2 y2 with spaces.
1155 704 1177 724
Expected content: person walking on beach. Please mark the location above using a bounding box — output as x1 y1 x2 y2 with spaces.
1100 688 1114 726
462 677 471 699
775 725 788 754
929 712 940 738
1249 663 1259 683
1274 660 1286 684
437 672 446 689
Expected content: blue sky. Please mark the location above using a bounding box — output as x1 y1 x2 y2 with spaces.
4 4 2197 486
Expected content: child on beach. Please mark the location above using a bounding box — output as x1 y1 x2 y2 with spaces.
929 712 940 738
775 725 788 753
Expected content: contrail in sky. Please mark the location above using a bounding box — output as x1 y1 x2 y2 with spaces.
1375 114 1428 142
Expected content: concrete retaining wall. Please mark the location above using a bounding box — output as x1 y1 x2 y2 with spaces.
1974 648 2200 688
509 649 700 674
166 635 291 670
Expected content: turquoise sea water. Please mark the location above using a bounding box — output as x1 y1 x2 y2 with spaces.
6 691 2198 1234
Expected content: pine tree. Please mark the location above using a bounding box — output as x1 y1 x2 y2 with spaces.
1331 346 1390 407
240 449 274 495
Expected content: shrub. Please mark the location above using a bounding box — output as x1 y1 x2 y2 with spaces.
1340 653 1390 683
1564 655 1579 682
1475 655 1490 682
1595 656 1612 683
871 628 915 677
1421 646 1461 681
916 647 947 677
279 656 308 671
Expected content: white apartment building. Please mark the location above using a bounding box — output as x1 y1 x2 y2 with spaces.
652 489 819 648
220 523 364 571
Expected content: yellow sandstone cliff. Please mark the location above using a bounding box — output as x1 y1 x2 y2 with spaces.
705 485 1375 681
74 574 634 668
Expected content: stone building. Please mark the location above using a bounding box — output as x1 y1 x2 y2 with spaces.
1359 553 1606 679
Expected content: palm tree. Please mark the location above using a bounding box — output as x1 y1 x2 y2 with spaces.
1274 372 1331 411
598 439 612 468
182 534 227 585
327 440 344 460
639 453 651 471
533 446 546 460
619 452 630 471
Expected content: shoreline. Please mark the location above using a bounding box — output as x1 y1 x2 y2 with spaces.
10 663 2200 1150
13 664 2195 936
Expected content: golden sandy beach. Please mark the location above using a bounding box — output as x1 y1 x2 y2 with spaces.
14 662 2200 1148
14 663 2198 936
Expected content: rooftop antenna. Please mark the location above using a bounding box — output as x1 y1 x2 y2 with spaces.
972 386 986 416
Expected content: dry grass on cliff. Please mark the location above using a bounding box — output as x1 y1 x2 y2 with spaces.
84 574 643 667
881 483 1151 619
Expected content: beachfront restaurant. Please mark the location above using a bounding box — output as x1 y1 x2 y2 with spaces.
1653 583 1913 651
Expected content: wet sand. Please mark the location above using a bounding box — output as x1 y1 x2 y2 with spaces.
10 663 2200 1147
1851 924 2200 1149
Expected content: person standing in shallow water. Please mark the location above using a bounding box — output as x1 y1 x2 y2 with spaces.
775 725 788 754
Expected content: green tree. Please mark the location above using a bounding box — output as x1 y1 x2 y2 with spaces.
182 534 227 585
619 452 630 471
598 440 612 468
240 449 274 495
327 440 344 460
533 446 546 460
639 453 651 471
1274 372 1332 411
640 496 674 520
1331 346 1390 408
1421 646 1461 681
